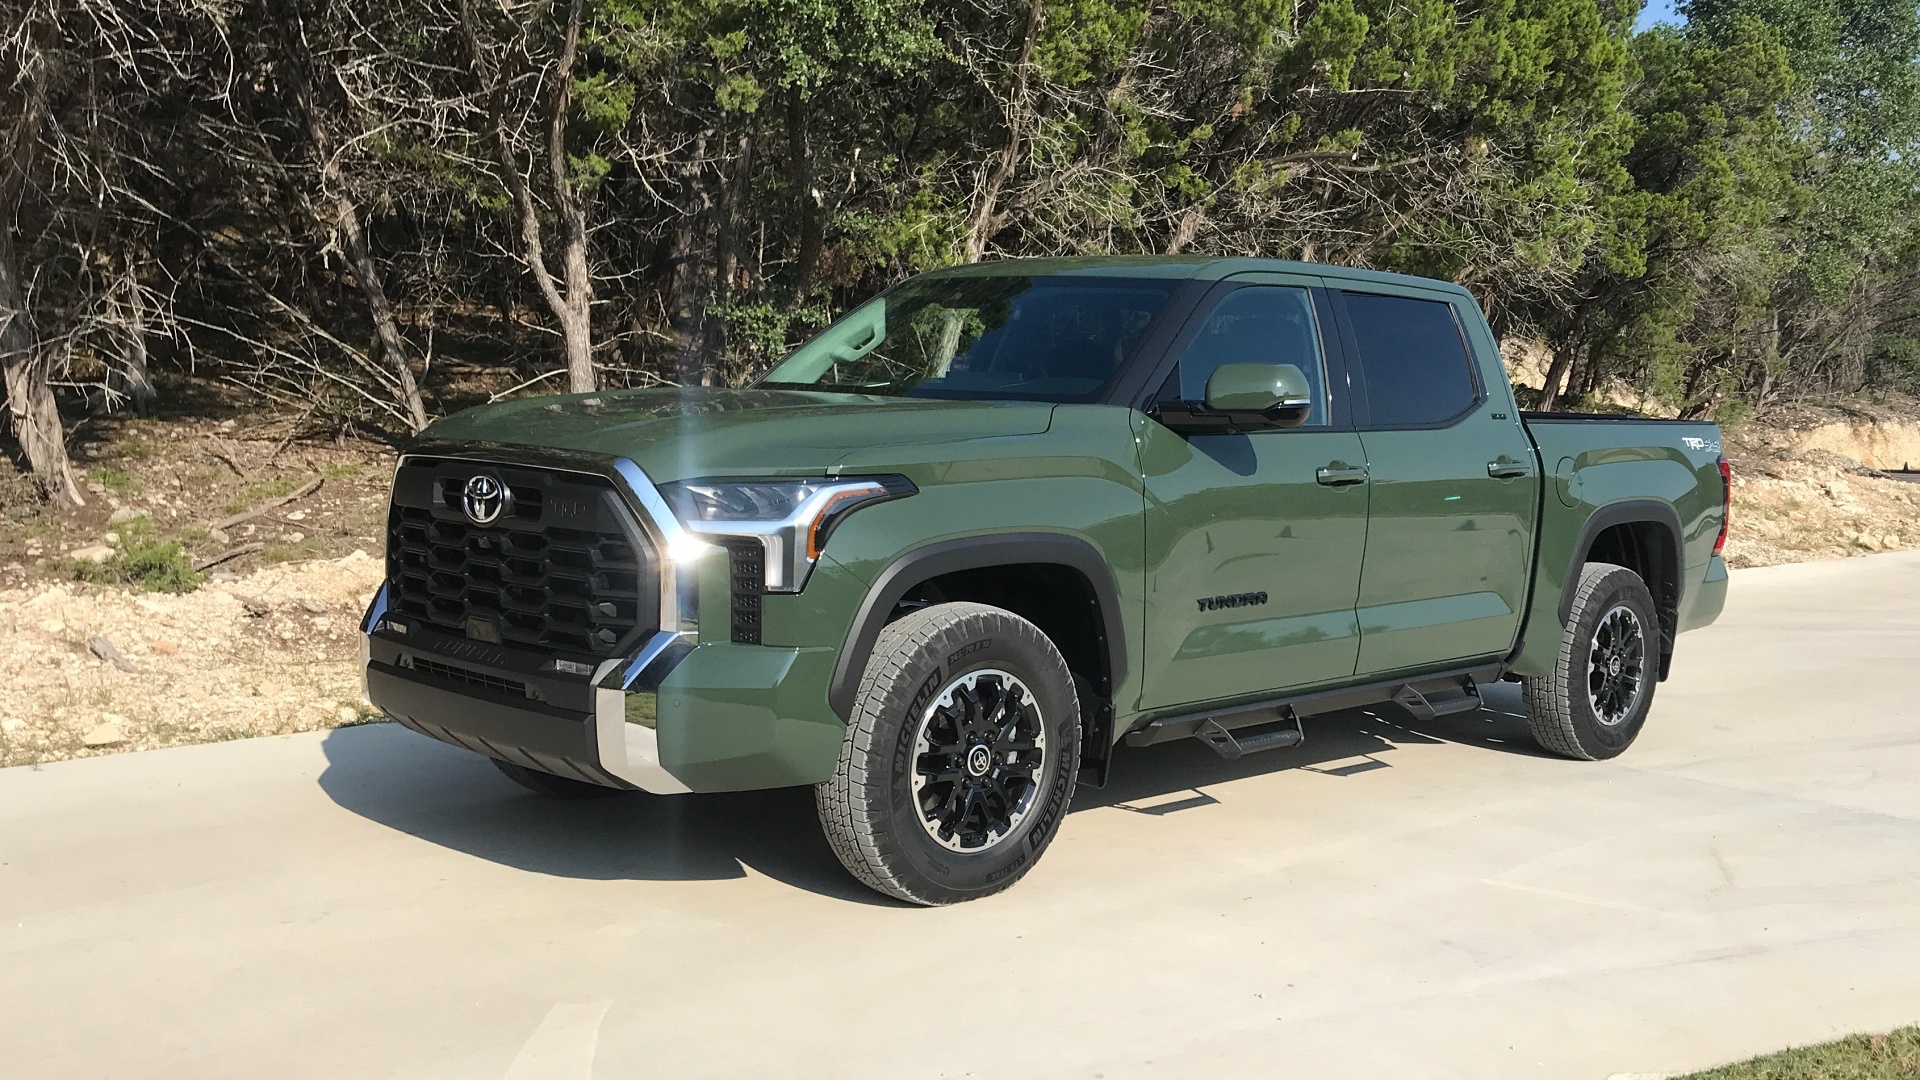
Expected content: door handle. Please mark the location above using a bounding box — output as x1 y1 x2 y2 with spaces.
1487 457 1535 479
1316 463 1369 487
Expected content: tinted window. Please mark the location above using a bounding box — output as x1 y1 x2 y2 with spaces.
1342 292 1477 427
1165 286 1328 426
760 276 1176 403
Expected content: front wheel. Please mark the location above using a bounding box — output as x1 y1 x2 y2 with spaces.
1522 561 1661 760
816 602 1082 905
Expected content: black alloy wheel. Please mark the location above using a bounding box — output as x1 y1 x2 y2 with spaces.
817 601 1082 905
911 669 1049 853
1586 604 1647 726
1521 561 1662 761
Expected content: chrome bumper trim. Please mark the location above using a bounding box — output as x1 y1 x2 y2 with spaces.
594 685 691 794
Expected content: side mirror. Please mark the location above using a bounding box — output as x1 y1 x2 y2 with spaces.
1192 363 1313 430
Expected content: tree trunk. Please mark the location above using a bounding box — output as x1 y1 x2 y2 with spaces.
1537 343 1576 412
787 89 822 301
963 0 1045 263
667 133 712 386
109 276 157 415
335 196 429 430
0 51 80 507
1164 204 1206 255
277 0 432 426
548 0 594 394
558 200 594 393
463 0 596 393
697 130 755 382
1 227 82 507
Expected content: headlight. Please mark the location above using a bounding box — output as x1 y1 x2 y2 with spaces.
659 476 915 592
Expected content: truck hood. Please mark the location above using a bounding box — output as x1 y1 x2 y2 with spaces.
417 388 1056 483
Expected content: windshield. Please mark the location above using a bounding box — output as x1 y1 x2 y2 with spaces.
758 275 1178 402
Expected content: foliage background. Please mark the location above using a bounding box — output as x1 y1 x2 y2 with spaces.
5 0 1920 504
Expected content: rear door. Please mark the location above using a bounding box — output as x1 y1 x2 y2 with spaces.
1332 284 1539 676
1137 276 1371 708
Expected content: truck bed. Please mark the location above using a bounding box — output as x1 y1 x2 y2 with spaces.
1508 410 1728 681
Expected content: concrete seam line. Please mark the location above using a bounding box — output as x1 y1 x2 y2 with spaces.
504 1001 612 1080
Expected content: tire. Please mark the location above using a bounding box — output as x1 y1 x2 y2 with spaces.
1522 561 1661 760
492 758 631 799
816 602 1082 905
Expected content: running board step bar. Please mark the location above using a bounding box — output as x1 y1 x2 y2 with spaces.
1125 662 1503 751
1194 712 1304 760
1391 682 1482 720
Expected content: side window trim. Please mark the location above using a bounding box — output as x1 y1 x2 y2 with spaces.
1312 287 1357 433
1131 278 1353 431
1330 287 1486 432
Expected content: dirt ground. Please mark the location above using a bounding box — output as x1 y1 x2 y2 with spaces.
0 553 384 768
0 401 401 769
1720 406 1920 567
3 391 1919 770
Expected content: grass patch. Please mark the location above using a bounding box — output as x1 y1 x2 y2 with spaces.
90 466 144 494
1678 1025 1920 1078
68 519 203 593
110 432 158 460
335 703 386 727
260 537 325 564
218 475 305 515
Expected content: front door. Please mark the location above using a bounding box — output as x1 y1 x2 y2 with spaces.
1331 285 1540 675
1139 281 1371 709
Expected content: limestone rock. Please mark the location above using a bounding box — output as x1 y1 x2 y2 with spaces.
81 722 126 747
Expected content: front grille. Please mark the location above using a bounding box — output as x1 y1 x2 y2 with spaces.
409 657 529 698
385 459 659 660
725 539 765 644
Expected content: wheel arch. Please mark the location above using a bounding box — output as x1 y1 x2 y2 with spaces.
1561 499 1683 679
828 533 1128 730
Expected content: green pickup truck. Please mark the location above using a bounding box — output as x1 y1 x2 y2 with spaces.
361 257 1731 904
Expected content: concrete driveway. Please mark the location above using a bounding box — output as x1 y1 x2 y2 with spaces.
4 551 1919 1080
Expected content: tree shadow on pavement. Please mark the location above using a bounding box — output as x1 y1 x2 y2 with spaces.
316 723 893 905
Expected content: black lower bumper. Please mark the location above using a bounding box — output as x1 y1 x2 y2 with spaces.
367 662 634 789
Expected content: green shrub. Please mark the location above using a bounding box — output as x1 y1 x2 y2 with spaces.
90 466 143 494
69 520 203 593
1713 396 1755 432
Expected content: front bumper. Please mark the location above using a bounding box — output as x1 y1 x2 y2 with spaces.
362 586 846 795
360 448 860 794
366 658 686 792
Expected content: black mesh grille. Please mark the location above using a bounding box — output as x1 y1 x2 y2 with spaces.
726 539 765 645
409 657 529 698
385 460 657 660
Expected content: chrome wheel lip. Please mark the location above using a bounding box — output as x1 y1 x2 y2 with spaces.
1586 604 1647 727
909 668 1047 854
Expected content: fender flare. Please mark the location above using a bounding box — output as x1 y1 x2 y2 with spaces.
828 533 1128 722
1560 498 1684 676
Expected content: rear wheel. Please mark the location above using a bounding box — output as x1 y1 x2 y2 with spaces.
1522 562 1661 760
816 602 1081 905
492 759 630 799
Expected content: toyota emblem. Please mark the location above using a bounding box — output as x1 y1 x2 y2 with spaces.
462 473 512 525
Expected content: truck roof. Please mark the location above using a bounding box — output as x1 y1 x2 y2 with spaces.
918 255 1474 299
